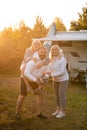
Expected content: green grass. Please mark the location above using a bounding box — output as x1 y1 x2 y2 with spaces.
0 74 87 130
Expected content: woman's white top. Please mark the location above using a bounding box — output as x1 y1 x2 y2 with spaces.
47 57 69 82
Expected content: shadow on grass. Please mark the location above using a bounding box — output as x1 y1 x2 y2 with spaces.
0 116 62 130
0 114 87 130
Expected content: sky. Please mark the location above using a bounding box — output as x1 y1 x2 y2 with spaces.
0 0 87 31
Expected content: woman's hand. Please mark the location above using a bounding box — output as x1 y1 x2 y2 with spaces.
32 57 38 62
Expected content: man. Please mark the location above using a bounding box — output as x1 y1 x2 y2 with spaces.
15 47 48 119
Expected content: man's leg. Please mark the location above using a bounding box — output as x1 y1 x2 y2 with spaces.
36 91 47 119
15 95 26 115
15 77 27 119
28 81 47 119
37 94 44 114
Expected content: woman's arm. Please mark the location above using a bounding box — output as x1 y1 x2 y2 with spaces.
51 60 67 77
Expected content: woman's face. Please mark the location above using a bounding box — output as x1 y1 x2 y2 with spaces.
51 46 59 57
32 41 41 51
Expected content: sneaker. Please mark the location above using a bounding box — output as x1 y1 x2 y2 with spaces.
56 111 65 118
15 113 21 120
37 113 47 119
52 110 59 116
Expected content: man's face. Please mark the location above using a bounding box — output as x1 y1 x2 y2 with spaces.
38 48 47 60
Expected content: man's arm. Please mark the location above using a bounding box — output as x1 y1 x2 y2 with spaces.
24 60 37 82
24 60 42 86
35 57 50 69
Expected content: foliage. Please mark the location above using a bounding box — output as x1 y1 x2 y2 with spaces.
32 16 48 38
54 17 67 31
70 3 87 31
0 17 48 73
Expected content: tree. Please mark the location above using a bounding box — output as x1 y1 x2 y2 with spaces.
54 17 66 31
70 3 87 31
32 16 48 38
18 20 32 50
0 21 33 72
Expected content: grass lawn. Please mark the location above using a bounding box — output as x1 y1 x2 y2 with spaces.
0 74 87 130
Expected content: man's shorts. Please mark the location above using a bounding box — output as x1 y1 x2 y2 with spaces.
20 78 27 95
20 77 39 95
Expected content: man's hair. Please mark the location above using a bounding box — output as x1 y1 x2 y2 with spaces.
38 46 47 51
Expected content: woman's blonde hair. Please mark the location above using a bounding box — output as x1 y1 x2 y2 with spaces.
49 44 64 59
29 39 42 50
32 39 42 47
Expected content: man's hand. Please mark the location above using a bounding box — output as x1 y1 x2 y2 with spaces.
36 62 43 69
45 72 51 77
36 79 41 85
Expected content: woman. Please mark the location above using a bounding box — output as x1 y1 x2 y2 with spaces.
20 39 42 75
47 45 69 118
